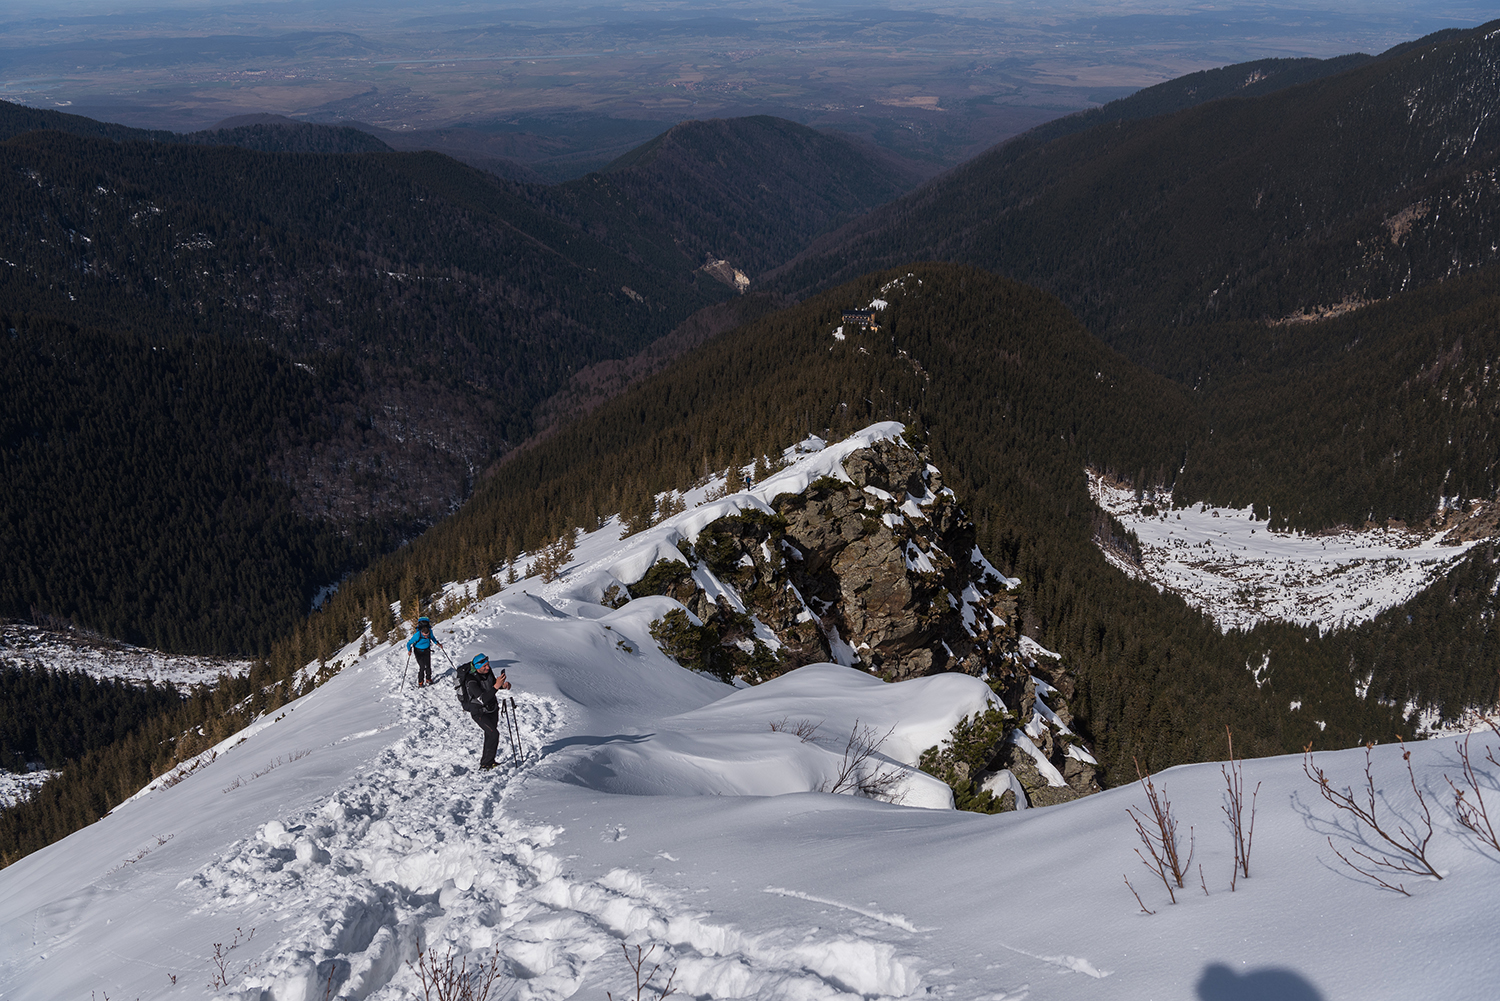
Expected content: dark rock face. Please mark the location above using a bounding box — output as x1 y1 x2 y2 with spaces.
773 440 1011 682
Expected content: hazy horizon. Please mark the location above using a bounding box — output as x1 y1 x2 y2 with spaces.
3 1 1492 170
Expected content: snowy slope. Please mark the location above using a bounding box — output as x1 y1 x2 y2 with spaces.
5 429 1500 1001
4 578 1500 1001
1089 474 1483 631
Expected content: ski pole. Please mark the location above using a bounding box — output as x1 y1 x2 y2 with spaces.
502 697 521 762
441 644 459 676
400 648 411 690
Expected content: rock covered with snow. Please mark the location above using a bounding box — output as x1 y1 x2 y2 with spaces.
513 423 1099 807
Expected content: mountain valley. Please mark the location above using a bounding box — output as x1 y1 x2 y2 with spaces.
6 15 1500 999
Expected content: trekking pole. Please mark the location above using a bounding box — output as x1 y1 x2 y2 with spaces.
400 648 411 690
441 644 459 675
503 696 522 763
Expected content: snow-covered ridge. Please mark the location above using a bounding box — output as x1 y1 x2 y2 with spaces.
502 422 1095 807
1088 472 1484 632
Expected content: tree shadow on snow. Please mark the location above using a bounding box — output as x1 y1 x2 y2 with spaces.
1197 962 1324 1001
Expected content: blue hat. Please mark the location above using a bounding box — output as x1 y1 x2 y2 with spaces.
472 653 491 671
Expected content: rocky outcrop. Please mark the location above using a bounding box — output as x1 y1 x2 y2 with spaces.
624 432 1099 808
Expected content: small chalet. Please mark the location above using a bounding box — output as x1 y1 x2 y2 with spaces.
842 308 878 328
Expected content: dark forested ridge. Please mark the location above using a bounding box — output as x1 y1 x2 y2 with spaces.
1021 52 1377 147
0 664 183 772
551 117 928 279
0 102 936 653
775 21 1500 360
0 131 717 650
0 317 388 653
0 102 390 153
1173 262 1500 530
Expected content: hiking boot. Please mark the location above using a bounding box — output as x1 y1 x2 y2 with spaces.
480 762 497 771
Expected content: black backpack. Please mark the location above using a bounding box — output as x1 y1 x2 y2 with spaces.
455 667 490 713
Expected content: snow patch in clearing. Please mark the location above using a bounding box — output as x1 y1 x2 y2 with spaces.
1089 472 1481 631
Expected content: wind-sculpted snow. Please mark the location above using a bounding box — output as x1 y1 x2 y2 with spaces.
1089 473 1482 631
541 664 990 809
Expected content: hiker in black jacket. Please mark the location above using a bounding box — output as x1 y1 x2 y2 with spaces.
458 654 503 769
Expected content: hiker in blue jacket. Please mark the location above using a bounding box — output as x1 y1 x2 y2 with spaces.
406 616 444 687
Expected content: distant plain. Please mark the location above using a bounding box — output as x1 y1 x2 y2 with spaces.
1 1 1487 172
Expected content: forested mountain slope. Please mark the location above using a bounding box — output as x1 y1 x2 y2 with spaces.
1171 262 1500 529
276 263 1452 792
775 21 1500 351
0 131 725 650
550 116 928 280
0 107 926 654
1021 51 1377 147
0 102 390 153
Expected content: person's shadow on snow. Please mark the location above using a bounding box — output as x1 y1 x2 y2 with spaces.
1198 963 1325 1001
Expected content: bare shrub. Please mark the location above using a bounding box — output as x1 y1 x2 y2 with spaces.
768 716 823 742
408 944 504 1001
816 719 905 801
1127 757 1193 904
1303 741 1442 895
608 943 678 1001
1221 726 1260 890
160 749 217 788
207 926 256 990
1447 716 1500 857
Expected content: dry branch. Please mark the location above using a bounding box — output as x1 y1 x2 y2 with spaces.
608 943 678 1001
820 719 904 801
1447 718 1500 857
1221 726 1260 890
1127 757 1193 904
408 944 504 1001
1303 741 1442 896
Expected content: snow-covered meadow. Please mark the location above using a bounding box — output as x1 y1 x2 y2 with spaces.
0 768 55 810
4 429 1500 1001
0 620 252 689
1089 474 1483 631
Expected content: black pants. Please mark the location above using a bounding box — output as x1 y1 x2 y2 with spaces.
470 708 500 767
415 648 432 685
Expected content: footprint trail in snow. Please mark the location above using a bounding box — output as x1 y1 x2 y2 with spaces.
186 611 935 1001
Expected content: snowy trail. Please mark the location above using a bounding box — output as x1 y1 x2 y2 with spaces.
190 608 930 1001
